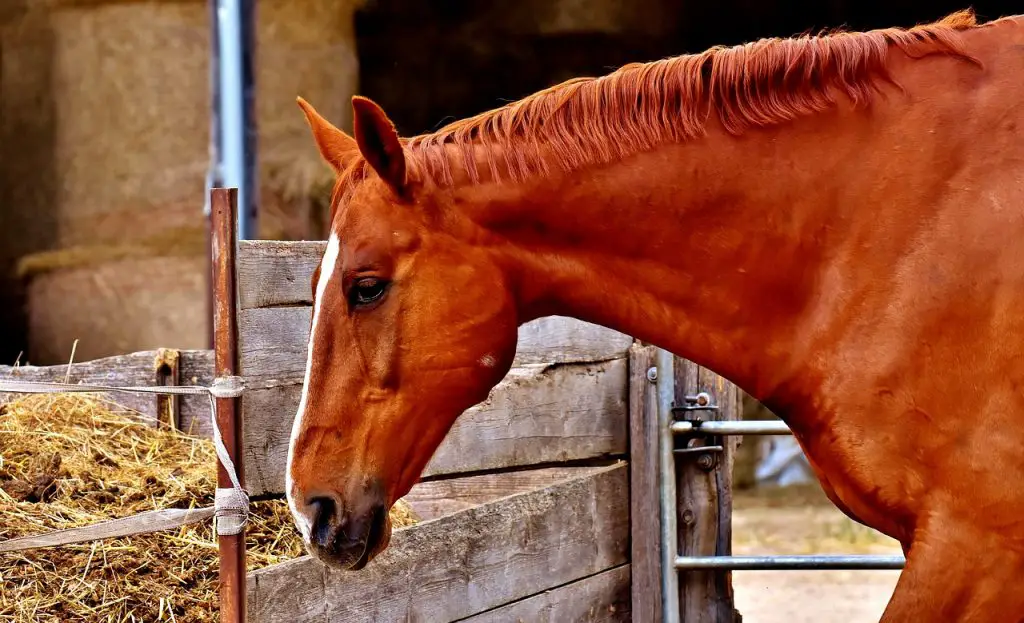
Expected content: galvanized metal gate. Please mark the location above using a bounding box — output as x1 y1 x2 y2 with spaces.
650 347 906 623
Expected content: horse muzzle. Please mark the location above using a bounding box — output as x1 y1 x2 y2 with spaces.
303 496 391 571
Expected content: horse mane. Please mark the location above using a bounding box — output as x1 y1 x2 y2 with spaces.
342 10 979 196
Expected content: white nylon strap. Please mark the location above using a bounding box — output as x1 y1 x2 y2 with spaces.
209 375 245 398
0 376 251 546
0 376 245 399
0 507 216 553
214 488 250 536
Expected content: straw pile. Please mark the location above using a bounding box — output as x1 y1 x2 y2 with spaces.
0 393 418 622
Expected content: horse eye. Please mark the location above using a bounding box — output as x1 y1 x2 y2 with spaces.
350 278 388 307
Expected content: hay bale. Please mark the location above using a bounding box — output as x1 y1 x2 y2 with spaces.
46 1 210 247
2 0 364 250
16 226 207 278
256 0 365 241
0 393 418 621
48 0 363 245
4 0 367 360
24 255 209 365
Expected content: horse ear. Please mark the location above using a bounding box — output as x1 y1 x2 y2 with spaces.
351 96 407 193
296 96 357 174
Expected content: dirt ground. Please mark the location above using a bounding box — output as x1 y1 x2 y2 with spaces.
729 484 903 623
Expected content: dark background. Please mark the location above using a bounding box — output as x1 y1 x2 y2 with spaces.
354 0 1020 136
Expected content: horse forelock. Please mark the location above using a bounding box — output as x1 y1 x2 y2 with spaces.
372 10 976 189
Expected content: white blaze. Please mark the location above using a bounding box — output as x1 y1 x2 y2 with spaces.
286 233 341 539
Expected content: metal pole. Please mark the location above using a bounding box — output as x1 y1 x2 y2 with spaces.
205 0 222 350
671 420 793 435
675 554 906 570
215 0 258 240
210 188 247 623
656 347 681 623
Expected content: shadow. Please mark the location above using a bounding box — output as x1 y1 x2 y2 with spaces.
0 1 59 364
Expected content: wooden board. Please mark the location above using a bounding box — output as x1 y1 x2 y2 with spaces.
628 343 663 623
237 240 325 309
243 357 629 496
0 349 214 436
462 564 631 623
246 463 629 623
400 465 613 520
238 307 634 389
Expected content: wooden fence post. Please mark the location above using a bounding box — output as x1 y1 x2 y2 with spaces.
674 357 742 623
629 343 662 622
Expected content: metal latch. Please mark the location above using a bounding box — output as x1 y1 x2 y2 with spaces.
672 392 722 471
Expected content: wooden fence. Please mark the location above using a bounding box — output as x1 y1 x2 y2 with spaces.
1 199 749 621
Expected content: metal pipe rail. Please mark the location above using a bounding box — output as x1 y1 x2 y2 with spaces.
671 420 792 435
659 352 906 621
675 555 906 570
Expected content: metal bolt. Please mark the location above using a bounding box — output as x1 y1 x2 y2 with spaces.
696 453 716 471
695 392 711 407
646 367 658 382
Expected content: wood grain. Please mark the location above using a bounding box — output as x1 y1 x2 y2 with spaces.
674 358 742 623
399 465 609 521
461 564 631 623
237 240 324 309
628 343 663 623
0 350 215 436
238 307 634 389
246 463 629 623
242 358 629 496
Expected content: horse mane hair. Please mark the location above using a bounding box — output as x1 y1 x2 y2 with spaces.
340 10 979 196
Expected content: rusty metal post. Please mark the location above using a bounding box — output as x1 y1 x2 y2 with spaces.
210 187 247 623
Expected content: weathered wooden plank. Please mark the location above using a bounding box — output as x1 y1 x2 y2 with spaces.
674 358 742 623
238 307 633 388
461 564 631 623
515 315 634 366
236 307 309 389
246 463 629 623
400 465 610 521
0 350 214 436
629 343 663 623
242 357 628 496
237 239 324 309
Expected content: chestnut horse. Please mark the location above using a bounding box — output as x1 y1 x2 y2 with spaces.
286 10 1024 622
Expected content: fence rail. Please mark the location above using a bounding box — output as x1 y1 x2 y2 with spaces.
675 554 906 570
661 354 907 623
671 420 793 435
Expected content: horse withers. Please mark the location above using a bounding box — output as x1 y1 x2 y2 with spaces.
286 11 1024 622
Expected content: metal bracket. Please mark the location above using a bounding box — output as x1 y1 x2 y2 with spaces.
674 444 724 471
672 392 720 415
672 391 722 470
154 348 182 431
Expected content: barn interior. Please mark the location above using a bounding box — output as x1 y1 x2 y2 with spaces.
0 0 1017 365
354 0 1019 138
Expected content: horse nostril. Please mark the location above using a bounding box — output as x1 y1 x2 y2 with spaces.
309 496 337 548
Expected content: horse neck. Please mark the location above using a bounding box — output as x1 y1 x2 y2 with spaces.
453 118 877 402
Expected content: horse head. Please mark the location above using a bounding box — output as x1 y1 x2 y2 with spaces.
284 96 520 570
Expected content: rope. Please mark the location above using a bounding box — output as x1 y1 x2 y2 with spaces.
0 376 250 550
